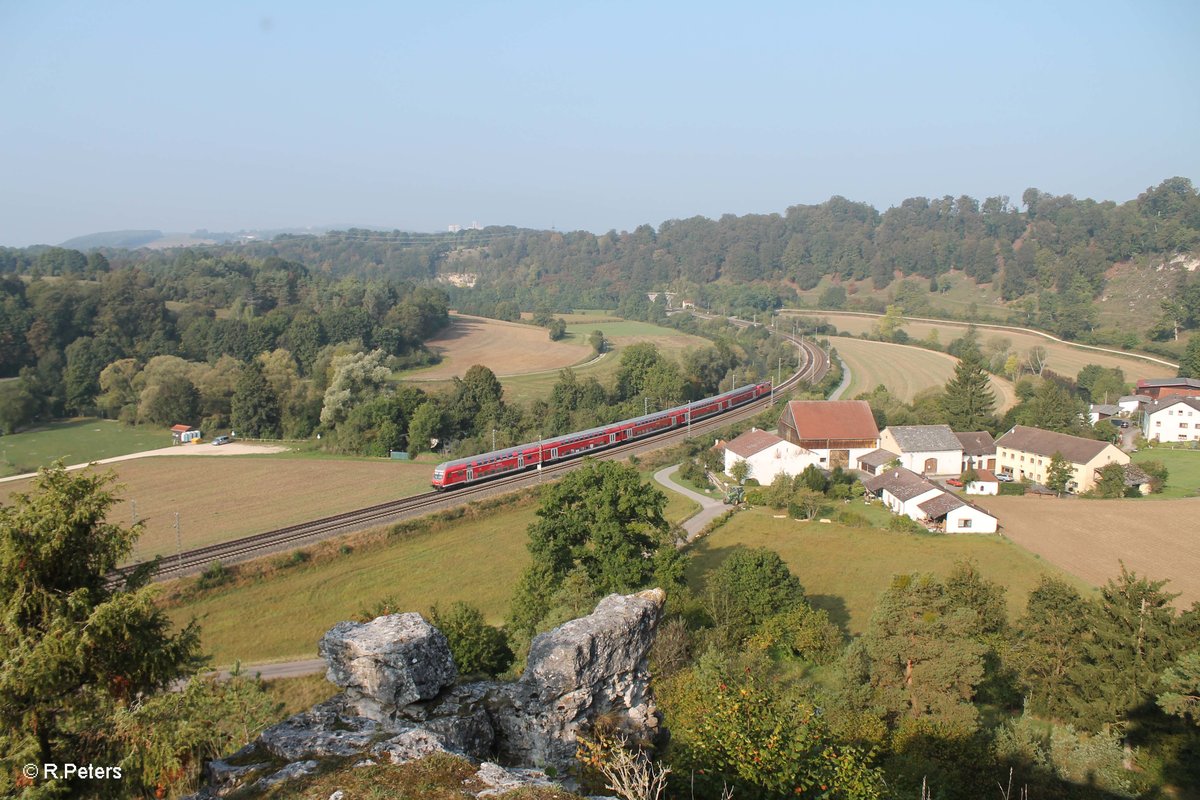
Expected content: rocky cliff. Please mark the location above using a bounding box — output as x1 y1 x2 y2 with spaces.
191 589 665 797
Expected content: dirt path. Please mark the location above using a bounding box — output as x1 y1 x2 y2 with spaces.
0 441 290 484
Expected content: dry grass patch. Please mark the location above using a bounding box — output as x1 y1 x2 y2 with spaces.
971 495 1200 607
688 507 1082 635
830 335 1016 408
3 457 435 563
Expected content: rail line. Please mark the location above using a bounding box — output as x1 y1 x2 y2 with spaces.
115 329 828 584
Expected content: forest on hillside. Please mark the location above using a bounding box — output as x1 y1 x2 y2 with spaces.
31 176 1197 346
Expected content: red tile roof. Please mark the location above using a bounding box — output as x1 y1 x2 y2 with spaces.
782 400 879 442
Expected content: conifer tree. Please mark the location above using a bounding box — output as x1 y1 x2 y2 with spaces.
940 339 996 431
860 573 986 731
0 466 203 793
230 359 281 438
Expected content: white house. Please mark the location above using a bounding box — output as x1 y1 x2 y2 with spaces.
863 468 942 517
965 469 999 496
1088 403 1121 425
879 425 964 476
1118 394 1151 415
723 428 820 484
864 467 998 533
1142 396 1200 443
917 493 999 533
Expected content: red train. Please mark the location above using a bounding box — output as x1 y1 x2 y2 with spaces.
431 382 772 489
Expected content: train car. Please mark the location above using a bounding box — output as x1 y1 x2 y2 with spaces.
431 381 771 490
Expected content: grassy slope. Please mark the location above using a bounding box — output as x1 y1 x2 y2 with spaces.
170 479 702 667
1132 449 1200 499
0 418 171 477
686 507 1088 636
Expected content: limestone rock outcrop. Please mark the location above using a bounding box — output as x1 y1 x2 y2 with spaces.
190 590 665 797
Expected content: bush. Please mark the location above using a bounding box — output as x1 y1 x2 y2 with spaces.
998 481 1027 496
888 515 928 534
834 509 871 528
430 601 513 677
196 560 231 590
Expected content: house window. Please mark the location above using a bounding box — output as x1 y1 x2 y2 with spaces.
960 518 973 529
1182 423 1190 429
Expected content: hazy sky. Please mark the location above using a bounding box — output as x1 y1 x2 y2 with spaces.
2 1 1198 246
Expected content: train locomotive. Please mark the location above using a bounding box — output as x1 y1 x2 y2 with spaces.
431 381 771 490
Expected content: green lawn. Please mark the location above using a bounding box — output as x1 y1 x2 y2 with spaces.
171 474 702 667
0 418 170 477
687 507 1090 636
1133 448 1200 499
170 504 540 666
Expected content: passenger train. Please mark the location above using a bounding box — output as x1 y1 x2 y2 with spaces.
431 381 772 489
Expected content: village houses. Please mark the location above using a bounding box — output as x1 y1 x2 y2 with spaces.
994 425 1129 494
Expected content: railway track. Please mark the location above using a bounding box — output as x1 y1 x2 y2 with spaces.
117 328 828 584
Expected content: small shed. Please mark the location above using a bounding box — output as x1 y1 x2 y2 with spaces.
170 424 201 444
966 469 999 496
857 448 899 476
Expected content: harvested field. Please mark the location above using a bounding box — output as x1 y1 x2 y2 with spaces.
830 335 1016 408
972 495 1200 607
402 314 588 381
794 311 1175 379
2 456 434 564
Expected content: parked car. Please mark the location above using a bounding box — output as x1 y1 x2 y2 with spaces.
996 473 1014 482
947 477 964 487
211 435 231 446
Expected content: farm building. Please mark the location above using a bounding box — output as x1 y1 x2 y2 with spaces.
1088 403 1121 425
955 431 996 472
994 425 1129 493
879 425 963 476
170 424 201 444
863 468 942 518
863 467 998 533
1141 395 1200 443
917 493 998 534
1118 394 1151 414
857 448 899 476
778 400 880 470
1135 377 1200 400
722 428 819 484
965 469 999 496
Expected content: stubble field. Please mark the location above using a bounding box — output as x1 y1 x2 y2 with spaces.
2 456 437 564
971 495 1200 607
830 335 1017 408
400 314 589 381
793 311 1175 379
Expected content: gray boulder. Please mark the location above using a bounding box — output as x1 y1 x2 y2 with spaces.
319 612 457 721
495 589 665 767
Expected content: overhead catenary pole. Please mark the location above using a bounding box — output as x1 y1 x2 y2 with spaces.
174 512 182 568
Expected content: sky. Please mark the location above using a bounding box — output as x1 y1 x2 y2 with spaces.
1 1 1198 247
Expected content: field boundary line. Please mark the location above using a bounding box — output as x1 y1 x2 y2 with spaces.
787 309 1179 369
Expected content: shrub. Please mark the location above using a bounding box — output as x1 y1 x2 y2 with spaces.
887 515 928 534
998 480 1027 496
431 601 513 677
834 509 871 528
196 560 231 590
